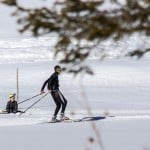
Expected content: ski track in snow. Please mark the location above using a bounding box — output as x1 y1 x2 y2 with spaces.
0 109 150 126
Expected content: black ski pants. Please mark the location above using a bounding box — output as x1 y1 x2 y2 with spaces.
51 91 67 116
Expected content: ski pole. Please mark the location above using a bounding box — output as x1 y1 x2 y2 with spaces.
18 93 41 105
20 92 49 114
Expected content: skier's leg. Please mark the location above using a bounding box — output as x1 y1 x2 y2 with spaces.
51 92 61 117
58 91 67 115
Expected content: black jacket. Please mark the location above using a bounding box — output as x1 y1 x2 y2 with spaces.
41 72 59 91
6 101 18 113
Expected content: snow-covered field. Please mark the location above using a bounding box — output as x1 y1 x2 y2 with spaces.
0 58 150 150
0 1 150 149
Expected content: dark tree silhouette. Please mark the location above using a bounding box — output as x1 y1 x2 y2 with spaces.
1 0 150 74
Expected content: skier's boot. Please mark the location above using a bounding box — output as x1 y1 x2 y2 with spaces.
51 115 57 123
60 113 70 121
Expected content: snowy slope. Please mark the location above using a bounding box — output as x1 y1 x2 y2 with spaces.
0 55 149 150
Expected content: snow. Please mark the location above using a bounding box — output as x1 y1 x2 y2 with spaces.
0 58 150 150
0 0 150 149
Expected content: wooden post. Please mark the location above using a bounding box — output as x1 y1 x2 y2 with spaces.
16 68 19 102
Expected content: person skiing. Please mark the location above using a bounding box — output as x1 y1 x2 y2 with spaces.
40 65 68 122
6 93 18 113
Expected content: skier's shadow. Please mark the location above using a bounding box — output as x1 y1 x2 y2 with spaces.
80 116 114 122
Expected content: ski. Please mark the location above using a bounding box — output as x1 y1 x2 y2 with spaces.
38 120 61 124
39 118 82 124
0 109 8 114
63 118 82 123
0 109 26 115
0 112 9 114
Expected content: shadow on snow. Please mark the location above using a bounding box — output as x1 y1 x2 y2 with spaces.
77 115 115 122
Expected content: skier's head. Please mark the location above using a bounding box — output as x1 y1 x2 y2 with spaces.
54 65 62 74
9 93 16 101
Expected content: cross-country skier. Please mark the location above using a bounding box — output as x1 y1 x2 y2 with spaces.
40 65 68 122
6 93 18 113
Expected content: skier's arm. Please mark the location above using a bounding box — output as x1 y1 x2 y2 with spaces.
6 101 10 112
41 78 49 92
47 74 55 90
14 102 18 112
41 75 54 92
